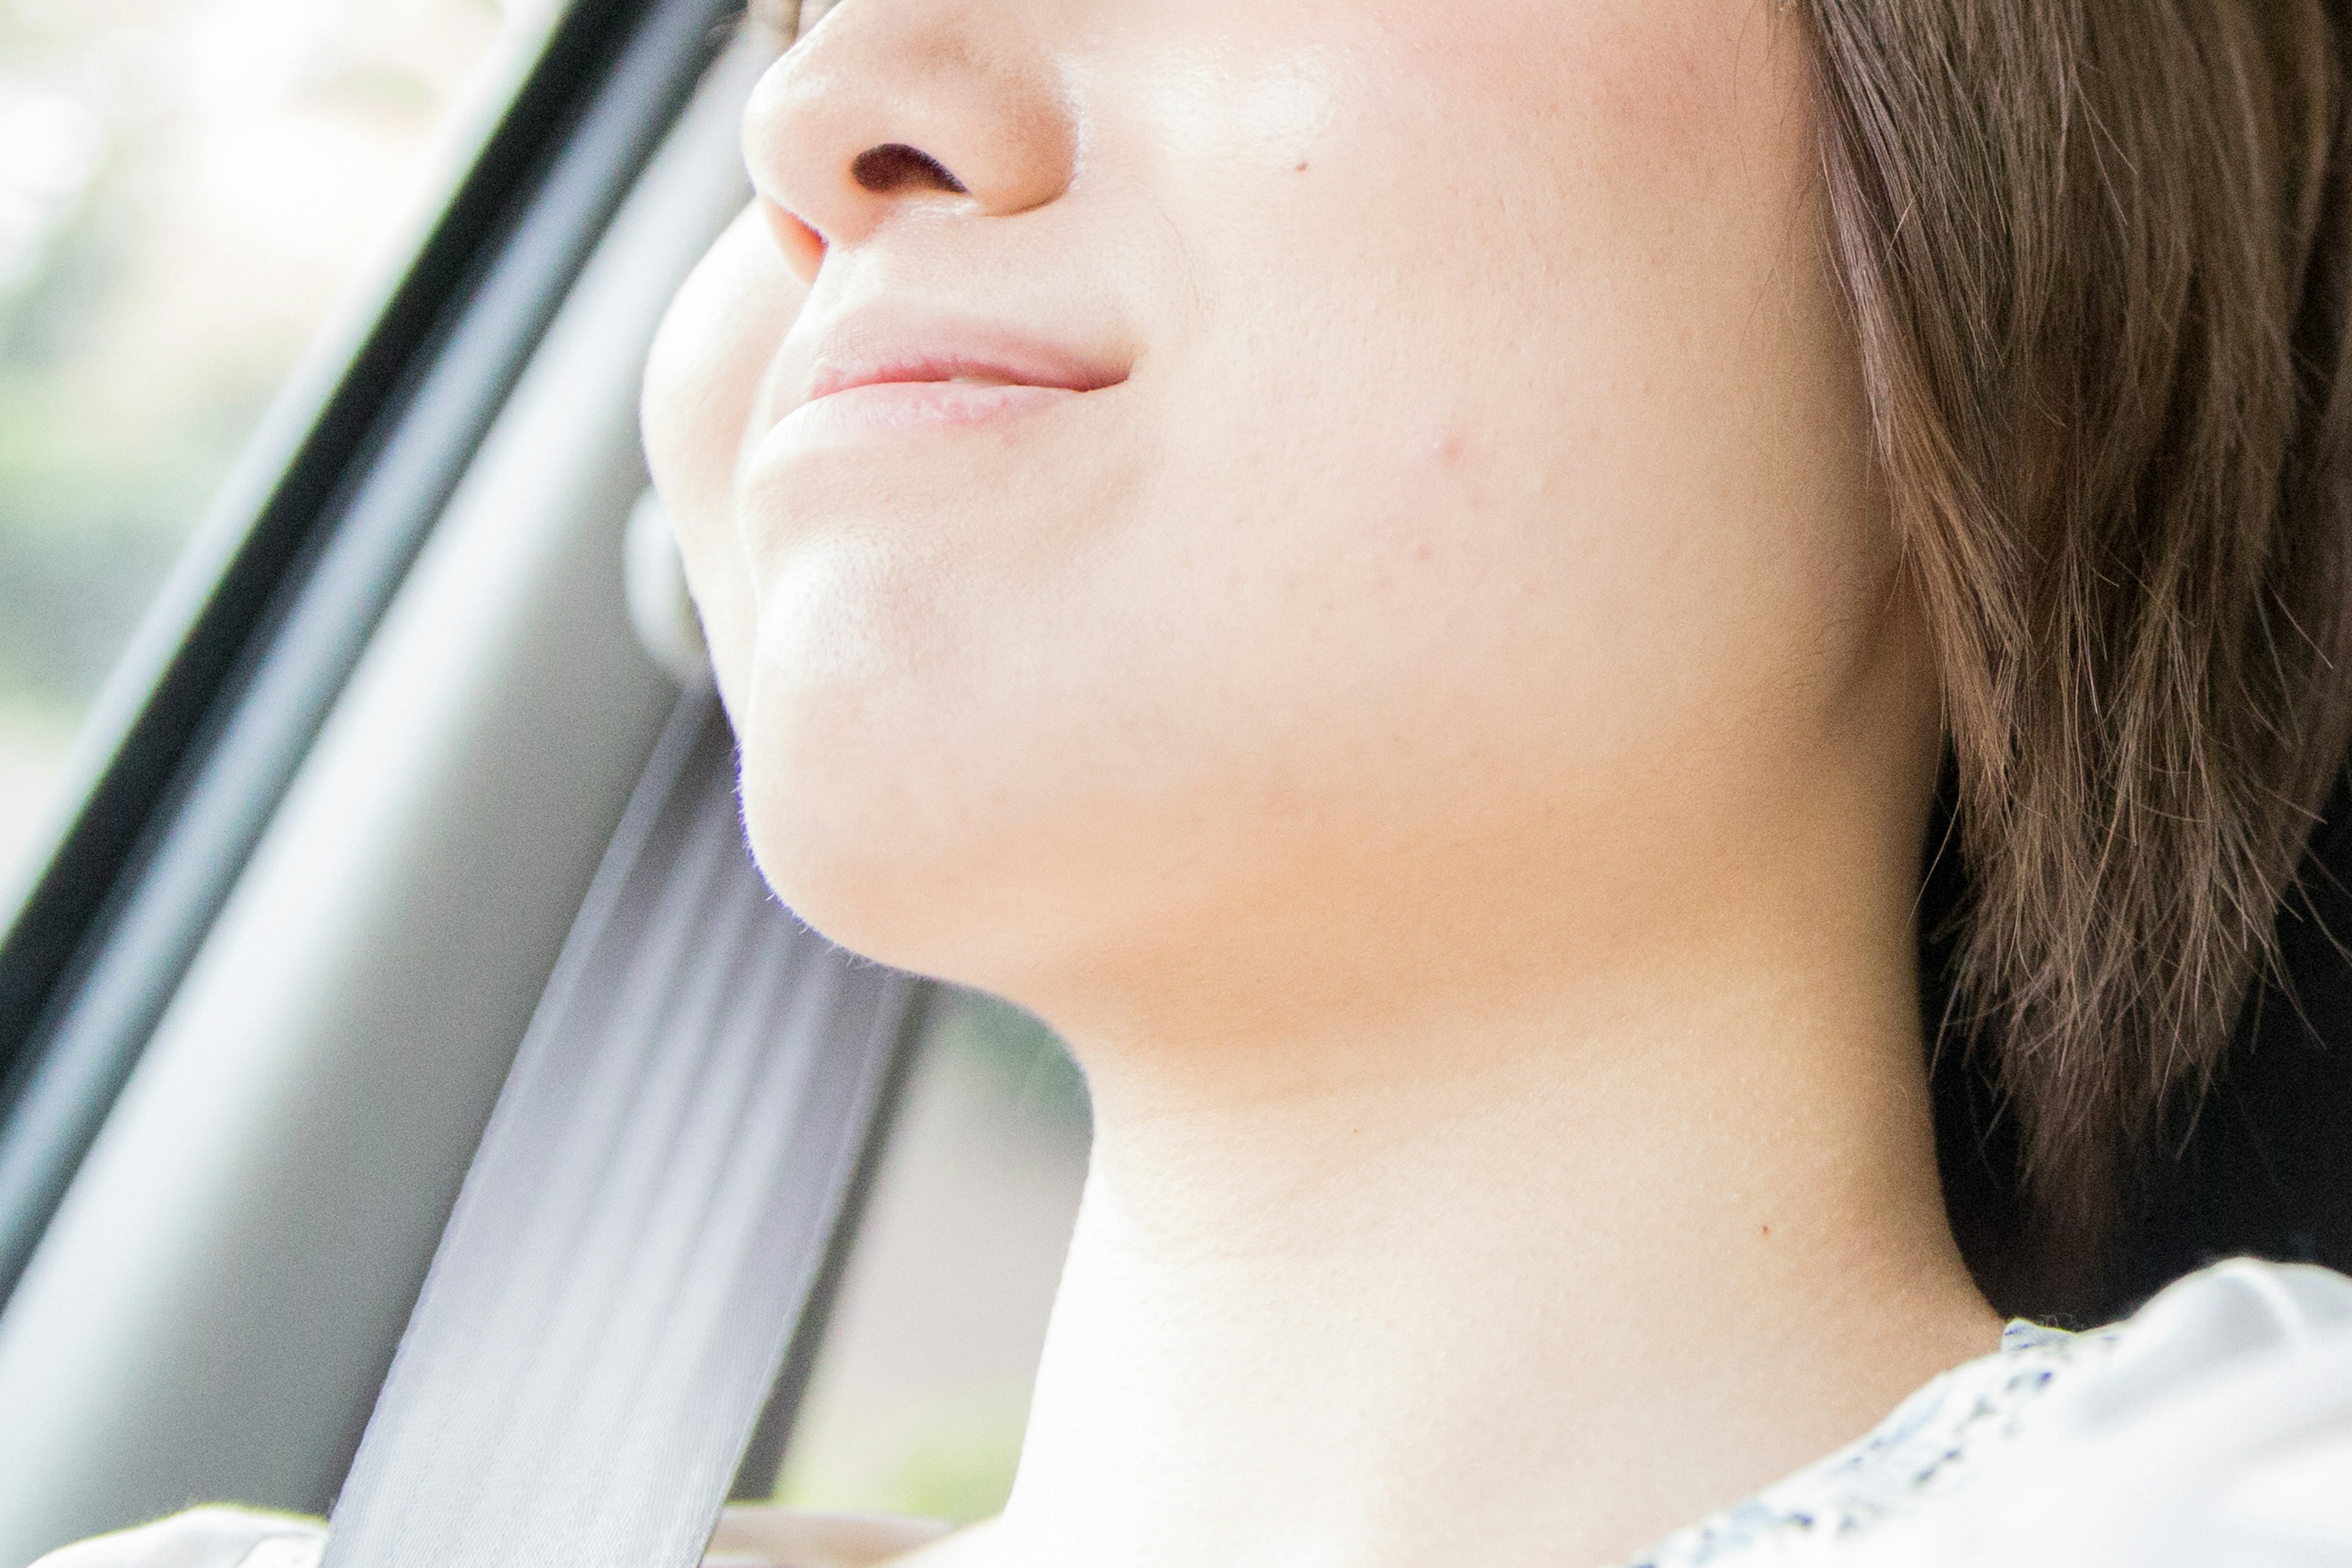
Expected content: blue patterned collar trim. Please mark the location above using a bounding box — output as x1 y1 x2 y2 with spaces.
1999 1317 2076 1354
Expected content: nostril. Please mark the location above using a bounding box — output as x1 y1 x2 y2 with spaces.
851 143 970 196
761 201 826 281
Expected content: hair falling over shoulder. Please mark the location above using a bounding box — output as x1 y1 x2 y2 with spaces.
1804 0 2352 1315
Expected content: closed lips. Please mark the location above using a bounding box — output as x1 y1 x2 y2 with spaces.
801 349 1125 406
761 320 1128 455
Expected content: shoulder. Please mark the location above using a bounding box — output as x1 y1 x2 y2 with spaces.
1866 1259 2352 1566
706 1506 961 1566
1626 1259 2352 1568
31 1506 956 1568
26 1508 326 1568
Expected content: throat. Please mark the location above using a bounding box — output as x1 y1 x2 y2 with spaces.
993 1000 2002 1568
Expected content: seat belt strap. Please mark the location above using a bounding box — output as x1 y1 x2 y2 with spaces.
324 690 927 1568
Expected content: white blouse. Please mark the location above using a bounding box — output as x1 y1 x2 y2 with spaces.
34 1259 2352 1568
1625 1258 2352 1566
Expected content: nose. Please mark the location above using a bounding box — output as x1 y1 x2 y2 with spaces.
742 0 1077 285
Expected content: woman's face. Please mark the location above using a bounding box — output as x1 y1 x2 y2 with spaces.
643 0 1924 1041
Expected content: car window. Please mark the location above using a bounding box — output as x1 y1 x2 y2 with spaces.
0 0 566 894
769 990 1090 1522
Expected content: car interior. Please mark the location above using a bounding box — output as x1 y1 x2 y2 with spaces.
0 0 2346 1564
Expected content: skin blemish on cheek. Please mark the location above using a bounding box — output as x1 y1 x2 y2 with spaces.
1381 426 1489 580
1413 425 1474 481
1401 426 1493 522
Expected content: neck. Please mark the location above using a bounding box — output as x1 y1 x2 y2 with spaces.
993 872 2002 1568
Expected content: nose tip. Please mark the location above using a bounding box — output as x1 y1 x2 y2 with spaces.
741 0 1075 281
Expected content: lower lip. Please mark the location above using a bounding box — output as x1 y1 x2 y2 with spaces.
762 380 1082 458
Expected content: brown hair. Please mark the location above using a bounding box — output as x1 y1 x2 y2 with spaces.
1804 2 2352 1310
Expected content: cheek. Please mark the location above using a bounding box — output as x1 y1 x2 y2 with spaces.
642 209 802 720
1077 5 1887 919
1129 5 1842 710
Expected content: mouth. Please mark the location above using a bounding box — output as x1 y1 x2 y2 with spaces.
764 312 1130 457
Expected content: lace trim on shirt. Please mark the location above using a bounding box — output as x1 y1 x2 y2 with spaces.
1618 1321 2119 1567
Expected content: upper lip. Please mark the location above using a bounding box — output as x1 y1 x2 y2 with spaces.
786 306 1130 417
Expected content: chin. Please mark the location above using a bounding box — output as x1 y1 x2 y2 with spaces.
736 744 945 978
730 687 1061 992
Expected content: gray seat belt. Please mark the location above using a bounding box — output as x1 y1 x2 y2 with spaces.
323 687 930 1568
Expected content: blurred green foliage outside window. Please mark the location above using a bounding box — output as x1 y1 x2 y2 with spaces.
0 0 561 895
